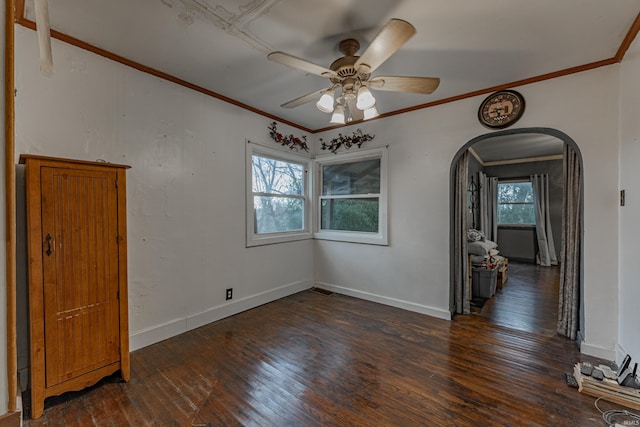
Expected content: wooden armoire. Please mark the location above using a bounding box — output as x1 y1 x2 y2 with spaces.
20 155 131 419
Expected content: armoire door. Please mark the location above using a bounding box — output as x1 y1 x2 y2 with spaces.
40 166 121 386
21 154 130 419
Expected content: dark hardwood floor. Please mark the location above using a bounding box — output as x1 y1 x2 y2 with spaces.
473 260 561 336
24 278 616 426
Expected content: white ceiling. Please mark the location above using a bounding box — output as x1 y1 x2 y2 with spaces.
470 133 565 164
20 0 640 132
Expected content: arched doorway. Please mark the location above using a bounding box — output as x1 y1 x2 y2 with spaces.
449 127 584 339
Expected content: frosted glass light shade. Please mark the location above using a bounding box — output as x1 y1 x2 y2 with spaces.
363 106 379 120
330 105 346 124
356 86 376 110
316 92 335 113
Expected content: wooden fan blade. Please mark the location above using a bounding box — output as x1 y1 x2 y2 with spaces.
354 19 416 74
280 88 328 108
268 52 338 78
369 76 440 94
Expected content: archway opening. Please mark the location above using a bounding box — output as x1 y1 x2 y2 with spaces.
449 127 584 338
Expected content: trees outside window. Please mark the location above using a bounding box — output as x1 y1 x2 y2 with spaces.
252 154 305 233
497 181 535 225
314 148 388 245
246 145 311 246
320 158 381 233
246 144 387 246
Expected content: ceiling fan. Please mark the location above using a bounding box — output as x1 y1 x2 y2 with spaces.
267 18 440 125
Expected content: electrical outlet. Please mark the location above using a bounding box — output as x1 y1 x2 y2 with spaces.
226 288 233 300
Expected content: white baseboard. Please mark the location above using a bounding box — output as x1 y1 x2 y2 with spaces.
129 279 312 351
314 281 452 321
580 340 616 361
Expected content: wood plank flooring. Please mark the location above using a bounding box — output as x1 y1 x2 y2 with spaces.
474 260 561 336
24 283 617 426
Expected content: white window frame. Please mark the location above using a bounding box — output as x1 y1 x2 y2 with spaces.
246 141 312 247
313 147 388 245
497 179 536 227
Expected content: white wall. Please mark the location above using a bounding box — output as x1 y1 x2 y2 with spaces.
618 35 640 364
314 66 621 359
13 22 623 363
14 26 314 350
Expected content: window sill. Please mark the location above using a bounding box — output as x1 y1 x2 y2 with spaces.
497 224 536 230
314 230 388 246
246 231 312 247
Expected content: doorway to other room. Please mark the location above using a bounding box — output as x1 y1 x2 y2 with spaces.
449 128 584 340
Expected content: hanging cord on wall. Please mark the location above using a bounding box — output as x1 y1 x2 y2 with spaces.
595 397 640 426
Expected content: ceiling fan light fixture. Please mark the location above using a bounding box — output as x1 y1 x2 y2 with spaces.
356 86 376 110
363 105 379 120
267 19 439 126
316 91 335 113
330 105 346 124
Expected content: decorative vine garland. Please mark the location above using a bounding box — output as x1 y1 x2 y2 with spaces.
268 122 309 152
320 129 375 154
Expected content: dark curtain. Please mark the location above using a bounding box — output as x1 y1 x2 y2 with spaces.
454 152 470 314
531 174 558 266
557 145 582 339
478 172 498 242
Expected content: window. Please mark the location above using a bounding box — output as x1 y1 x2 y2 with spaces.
246 143 311 246
314 148 388 245
497 180 535 225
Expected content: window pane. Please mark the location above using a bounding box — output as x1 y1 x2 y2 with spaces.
252 155 304 195
497 203 536 224
497 182 535 224
498 182 534 203
322 159 380 195
254 196 304 234
321 198 379 232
